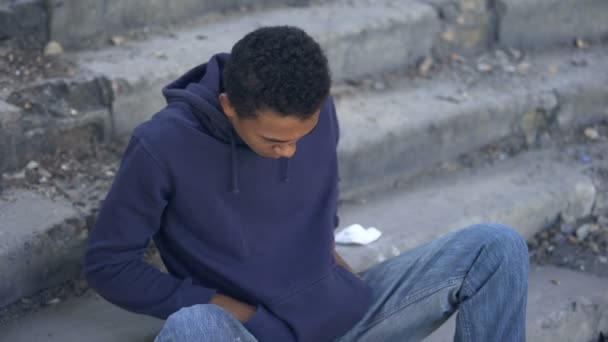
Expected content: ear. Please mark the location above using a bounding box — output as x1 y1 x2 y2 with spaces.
219 93 237 119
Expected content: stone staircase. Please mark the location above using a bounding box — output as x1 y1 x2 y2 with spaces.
1 0 607 340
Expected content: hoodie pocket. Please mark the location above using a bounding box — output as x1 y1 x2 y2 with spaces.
267 265 372 342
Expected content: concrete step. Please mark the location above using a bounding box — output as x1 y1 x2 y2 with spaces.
46 0 320 48
3 4 606 177
1 255 605 340
0 139 598 311
0 189 89 308
3 44 607 185
424 265 608 342
335 149 596 271
0 0 443 173
1 49 605 309
499 0 608 50
0 98 108 174
67 0 439 136
336 45 608 191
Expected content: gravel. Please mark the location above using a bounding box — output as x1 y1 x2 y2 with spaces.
0 37 75 98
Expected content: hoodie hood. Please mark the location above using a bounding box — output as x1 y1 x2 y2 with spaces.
161 53 289 193
162 53 239 145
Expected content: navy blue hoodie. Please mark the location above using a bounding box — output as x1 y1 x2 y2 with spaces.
84 54 372 341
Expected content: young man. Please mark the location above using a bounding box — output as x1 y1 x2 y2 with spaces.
85 26 529 341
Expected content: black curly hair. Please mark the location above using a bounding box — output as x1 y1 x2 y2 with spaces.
223 26 331 120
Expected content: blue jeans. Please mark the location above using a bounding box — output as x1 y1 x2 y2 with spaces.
155 223 529 341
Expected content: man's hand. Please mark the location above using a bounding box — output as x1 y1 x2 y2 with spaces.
210 293 256 322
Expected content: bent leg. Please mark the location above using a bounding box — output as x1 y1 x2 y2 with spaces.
155 304 258 342
336 223 529 342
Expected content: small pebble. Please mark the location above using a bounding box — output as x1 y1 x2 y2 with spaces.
599 256 608 264
517 62 531 73
576 224 591 241
372 82 386 91
418 56 433 77
477 63 492 72
38 168 53 179
584 128 600 141
109 35 126 46
575 38 590 49
46 298 61 305
567 235 580 244
449 54 464 62
551 279 560 285
589 242 600 254
26 161 40 170
154 51 168 60
43 41 64 56
503 65 516 73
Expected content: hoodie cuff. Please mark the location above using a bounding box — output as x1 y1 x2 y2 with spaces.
244 305 296 342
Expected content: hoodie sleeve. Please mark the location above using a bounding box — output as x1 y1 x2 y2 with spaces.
84 134 216 319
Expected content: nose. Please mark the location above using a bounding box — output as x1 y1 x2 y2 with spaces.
274 144 297 158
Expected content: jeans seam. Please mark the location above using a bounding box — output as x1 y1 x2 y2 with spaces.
460 280 476 342
357 275 465 334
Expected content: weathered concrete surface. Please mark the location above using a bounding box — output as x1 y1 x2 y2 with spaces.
47 0 313 47
0 110 110 174
1 78 112 172
0 294 163 342
336 150 596 272
423 0 493 55
0 189 87 307
425 265 608 342
337 46 608 192
500 0 608 49
336 80 555 192
0 0 47 40
1 262 605 341
68 1 439 135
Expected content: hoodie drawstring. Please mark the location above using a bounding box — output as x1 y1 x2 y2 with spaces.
229 132 240 194
281 158 290 183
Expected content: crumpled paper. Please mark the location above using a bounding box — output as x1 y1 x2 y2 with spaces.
335 224 382 245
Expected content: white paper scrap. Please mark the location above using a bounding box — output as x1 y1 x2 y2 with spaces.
335 224 382 245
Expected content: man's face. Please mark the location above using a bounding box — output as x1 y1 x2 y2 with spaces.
219 94 320 159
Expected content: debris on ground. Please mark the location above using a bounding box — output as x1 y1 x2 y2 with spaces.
0 37 75 96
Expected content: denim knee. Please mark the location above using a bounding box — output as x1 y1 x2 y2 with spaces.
164 304 229 332
464 223 529 266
